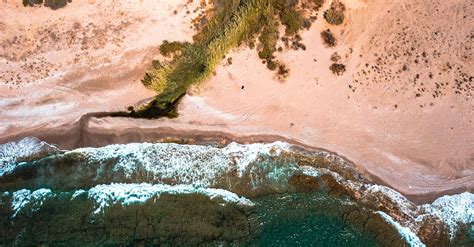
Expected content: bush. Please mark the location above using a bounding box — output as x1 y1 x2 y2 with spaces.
152 60 162 69
267 60 278 70
330 52 340 62
23 0 73 9
280 8 304 36
321 29 336 47
23 0 43 6
258 8 279 61
277 64 289 79
159 41 190 57
311 0 325 8
324 0 345 25
330 63 346 75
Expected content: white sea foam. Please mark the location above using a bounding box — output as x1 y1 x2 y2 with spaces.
8 184 254 216
364 185 417 219
70 141 291 187
222 141 291 175
417 192 473 239
299 166 321 177
0 137 58 174
11 188 53 217
377 211 426 247
364 186 473 241
88 183 255 214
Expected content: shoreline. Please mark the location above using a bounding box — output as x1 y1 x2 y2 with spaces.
1 0 472 210
1 115 471 204
1 135 472 246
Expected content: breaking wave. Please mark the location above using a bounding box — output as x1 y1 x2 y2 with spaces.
0 137 472 246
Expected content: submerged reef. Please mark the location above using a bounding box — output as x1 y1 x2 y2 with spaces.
0 138 472 246
1 184 253 245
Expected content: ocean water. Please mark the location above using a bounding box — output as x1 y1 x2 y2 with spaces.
1 138 472 246
252 193 379 247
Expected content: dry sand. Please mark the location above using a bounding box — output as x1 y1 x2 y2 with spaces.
0 0 473 203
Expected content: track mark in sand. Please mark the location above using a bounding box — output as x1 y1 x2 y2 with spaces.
41 84 87 98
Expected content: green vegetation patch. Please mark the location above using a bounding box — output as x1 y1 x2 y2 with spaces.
258 6 280 70
140 0 324 116
159 41 191 57
280 8 304 36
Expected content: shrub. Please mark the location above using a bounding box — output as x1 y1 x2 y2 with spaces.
321 29 336 47
266 60 278 70
257 8 279 61
280 8 304 36
159 41 190 57
44 0 71 9
330 52 340 62
311 0 325 8
277 64 290 79
152 60 162 69
324 0 345 25
23 0 73 9
23 0 43 6
330 63 346 75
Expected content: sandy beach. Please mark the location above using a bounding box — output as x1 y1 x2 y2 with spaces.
0 0 472 204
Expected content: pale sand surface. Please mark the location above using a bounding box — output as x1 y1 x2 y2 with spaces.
0 0 473 202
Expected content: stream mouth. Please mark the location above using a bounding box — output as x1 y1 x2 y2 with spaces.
0 137 472 246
